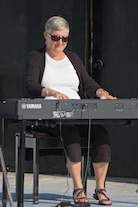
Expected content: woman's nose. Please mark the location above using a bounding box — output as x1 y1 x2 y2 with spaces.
59 38 63 44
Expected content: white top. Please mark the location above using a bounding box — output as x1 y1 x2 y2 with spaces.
41 52 80 99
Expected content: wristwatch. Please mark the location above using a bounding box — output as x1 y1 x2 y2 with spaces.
98 89 109 97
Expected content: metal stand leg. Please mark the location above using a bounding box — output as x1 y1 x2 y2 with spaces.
81 148 87 194
17 120 26 207
15 134 19 201
2 118 7 207
0 147 14 207
33 139 39 204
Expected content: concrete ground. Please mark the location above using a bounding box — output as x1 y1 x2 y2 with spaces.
0 172 138 207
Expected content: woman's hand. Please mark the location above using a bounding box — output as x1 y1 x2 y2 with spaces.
41 88 69 99
50 89 69 99
96 88 117 100
100 92 117 100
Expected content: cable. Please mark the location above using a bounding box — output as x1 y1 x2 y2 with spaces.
81 104 91 188
56 101 70 204
57 102 68 163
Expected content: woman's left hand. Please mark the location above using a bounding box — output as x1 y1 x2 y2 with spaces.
96 88 117 99
100 93 117 100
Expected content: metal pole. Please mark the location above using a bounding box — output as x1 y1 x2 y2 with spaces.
2 118 7 207
89 0 93 77
84 0 88 71
17 120 26 207
0 147 14 207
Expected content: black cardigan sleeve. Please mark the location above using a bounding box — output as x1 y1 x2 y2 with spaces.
25 47 45 97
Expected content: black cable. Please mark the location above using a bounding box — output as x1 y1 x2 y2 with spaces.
57 101 68 163
81 104 91 188
56 101 70 204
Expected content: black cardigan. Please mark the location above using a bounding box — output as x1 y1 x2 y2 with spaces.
25 46 101 98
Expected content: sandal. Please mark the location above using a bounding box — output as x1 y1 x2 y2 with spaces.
73 188 90 206
93 189 112 205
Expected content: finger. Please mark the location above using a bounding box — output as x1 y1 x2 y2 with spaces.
58 95 62 99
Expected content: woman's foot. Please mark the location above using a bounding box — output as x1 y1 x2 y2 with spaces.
73 188 90 206
93 189 112 205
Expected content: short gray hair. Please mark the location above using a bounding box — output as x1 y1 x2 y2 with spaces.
45 16 69 34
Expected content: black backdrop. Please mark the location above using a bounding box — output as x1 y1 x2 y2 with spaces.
92 0 138 177
0 0 138 177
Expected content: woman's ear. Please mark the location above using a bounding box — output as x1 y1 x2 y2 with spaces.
43 31 47 40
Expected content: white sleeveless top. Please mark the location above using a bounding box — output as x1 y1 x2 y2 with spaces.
41 52 80 99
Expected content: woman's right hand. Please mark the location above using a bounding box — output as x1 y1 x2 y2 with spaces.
50 89 69 99
41 88 69 99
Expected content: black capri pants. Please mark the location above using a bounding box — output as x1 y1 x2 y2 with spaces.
34 124 111 163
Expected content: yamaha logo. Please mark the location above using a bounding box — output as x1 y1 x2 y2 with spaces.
21 103 42 109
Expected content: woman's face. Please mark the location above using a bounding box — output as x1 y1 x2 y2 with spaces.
44 30 69 56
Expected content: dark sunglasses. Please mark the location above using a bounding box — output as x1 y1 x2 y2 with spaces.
48 33 69 42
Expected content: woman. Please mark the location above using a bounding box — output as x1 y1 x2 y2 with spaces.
25 16 116 205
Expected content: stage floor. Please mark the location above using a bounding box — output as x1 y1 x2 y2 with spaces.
0 172 138 207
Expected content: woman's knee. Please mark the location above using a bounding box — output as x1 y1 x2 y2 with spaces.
62 125 81 146
92 125 110 147
66 143 82 162
91 144 111 163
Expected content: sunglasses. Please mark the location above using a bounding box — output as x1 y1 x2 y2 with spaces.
48 33 69 42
